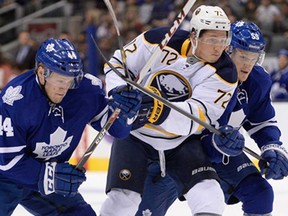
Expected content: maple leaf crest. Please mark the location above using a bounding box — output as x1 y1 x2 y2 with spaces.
33 127 73 160
2 86 24 106
85 73 103 88
142 209 152 216
46 43 56 52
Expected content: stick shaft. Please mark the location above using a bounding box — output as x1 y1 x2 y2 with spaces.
75 108 121 169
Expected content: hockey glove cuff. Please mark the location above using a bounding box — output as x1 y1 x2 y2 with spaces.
38 162 86 197
212 125 245 157
132 86 170 130
259 142 288 180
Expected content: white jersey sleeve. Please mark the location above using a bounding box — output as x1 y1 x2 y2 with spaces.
131 57 237 150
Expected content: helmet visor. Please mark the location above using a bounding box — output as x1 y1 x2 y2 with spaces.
44 67 83 89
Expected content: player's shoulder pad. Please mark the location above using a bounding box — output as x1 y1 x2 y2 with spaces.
1 70 34 104
144 27 190 53
81 73 104 92
210 52 238 84
247 65 272 92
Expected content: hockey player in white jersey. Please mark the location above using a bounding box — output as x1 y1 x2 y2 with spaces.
138 21 288 216
100 5 244 216
0 38 142 215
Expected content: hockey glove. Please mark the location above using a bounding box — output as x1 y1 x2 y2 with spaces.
132 86 171 130
39 162 86 197
108 85 142 126
259 142 288 180
212 125 245 157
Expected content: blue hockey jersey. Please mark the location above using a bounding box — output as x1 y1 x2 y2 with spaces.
203 65 281 162
0 70 130 190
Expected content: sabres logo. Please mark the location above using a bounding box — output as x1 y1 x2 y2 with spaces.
147 70 191 102
119 169 131 181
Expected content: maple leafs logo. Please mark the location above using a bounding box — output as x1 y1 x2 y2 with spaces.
33 127 73 160
46 43 56 52
142 209 152 216
2 86 24 106
85 74 103 88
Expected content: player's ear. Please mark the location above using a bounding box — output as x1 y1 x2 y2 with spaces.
36 64 45 85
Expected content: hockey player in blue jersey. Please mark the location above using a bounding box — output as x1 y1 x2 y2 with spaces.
0 38 142 216
137 21 288 216
203 20 288 216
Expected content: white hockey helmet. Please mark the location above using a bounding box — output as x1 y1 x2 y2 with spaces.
190 5 231 38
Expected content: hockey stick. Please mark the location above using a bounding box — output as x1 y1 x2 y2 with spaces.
93 39 264 162
76 0 129 170
76 0 197 169
75 108 121 169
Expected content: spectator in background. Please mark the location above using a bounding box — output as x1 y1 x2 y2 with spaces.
255 0 282 33
15 31 37 72
0 52 20 90
270 49 288 101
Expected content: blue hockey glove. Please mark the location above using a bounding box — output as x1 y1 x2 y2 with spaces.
259 143 288 180
39 162 86 197
108 85 142 126
212 125 245 157
132 86 171 130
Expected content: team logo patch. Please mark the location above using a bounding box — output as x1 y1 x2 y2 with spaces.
2 86 24 106
237 88 248 105
119 169 131 181
142 209 152 216
148 70 191 102
33 127 72 160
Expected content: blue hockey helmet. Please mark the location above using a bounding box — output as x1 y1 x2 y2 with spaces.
230 20 265 53
35 38 84 89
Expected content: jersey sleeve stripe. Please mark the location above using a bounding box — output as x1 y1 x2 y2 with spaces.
0 154 24 171
246 118 278 136
0 145 26 153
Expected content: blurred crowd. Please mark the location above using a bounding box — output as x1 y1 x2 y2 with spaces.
0 0 288 100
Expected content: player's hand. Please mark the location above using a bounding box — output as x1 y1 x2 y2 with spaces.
108 85 142 126
212 125 245 157
259 143 288 180
39 162 86 197
132 86 170 130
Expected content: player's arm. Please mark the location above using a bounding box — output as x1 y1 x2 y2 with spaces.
85 77 141 138
243 71 288 180
132 67 237 136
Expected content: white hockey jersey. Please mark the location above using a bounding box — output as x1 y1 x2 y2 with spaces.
105 27 238 150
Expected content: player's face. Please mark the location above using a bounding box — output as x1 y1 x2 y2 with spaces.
37 66 74 104
278 54 288 70
194 30 229 63
44 72 74 103
230 49 259 82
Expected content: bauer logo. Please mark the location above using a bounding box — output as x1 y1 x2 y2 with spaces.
119 169 131 181
237 162 254 172
191 166 216 176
